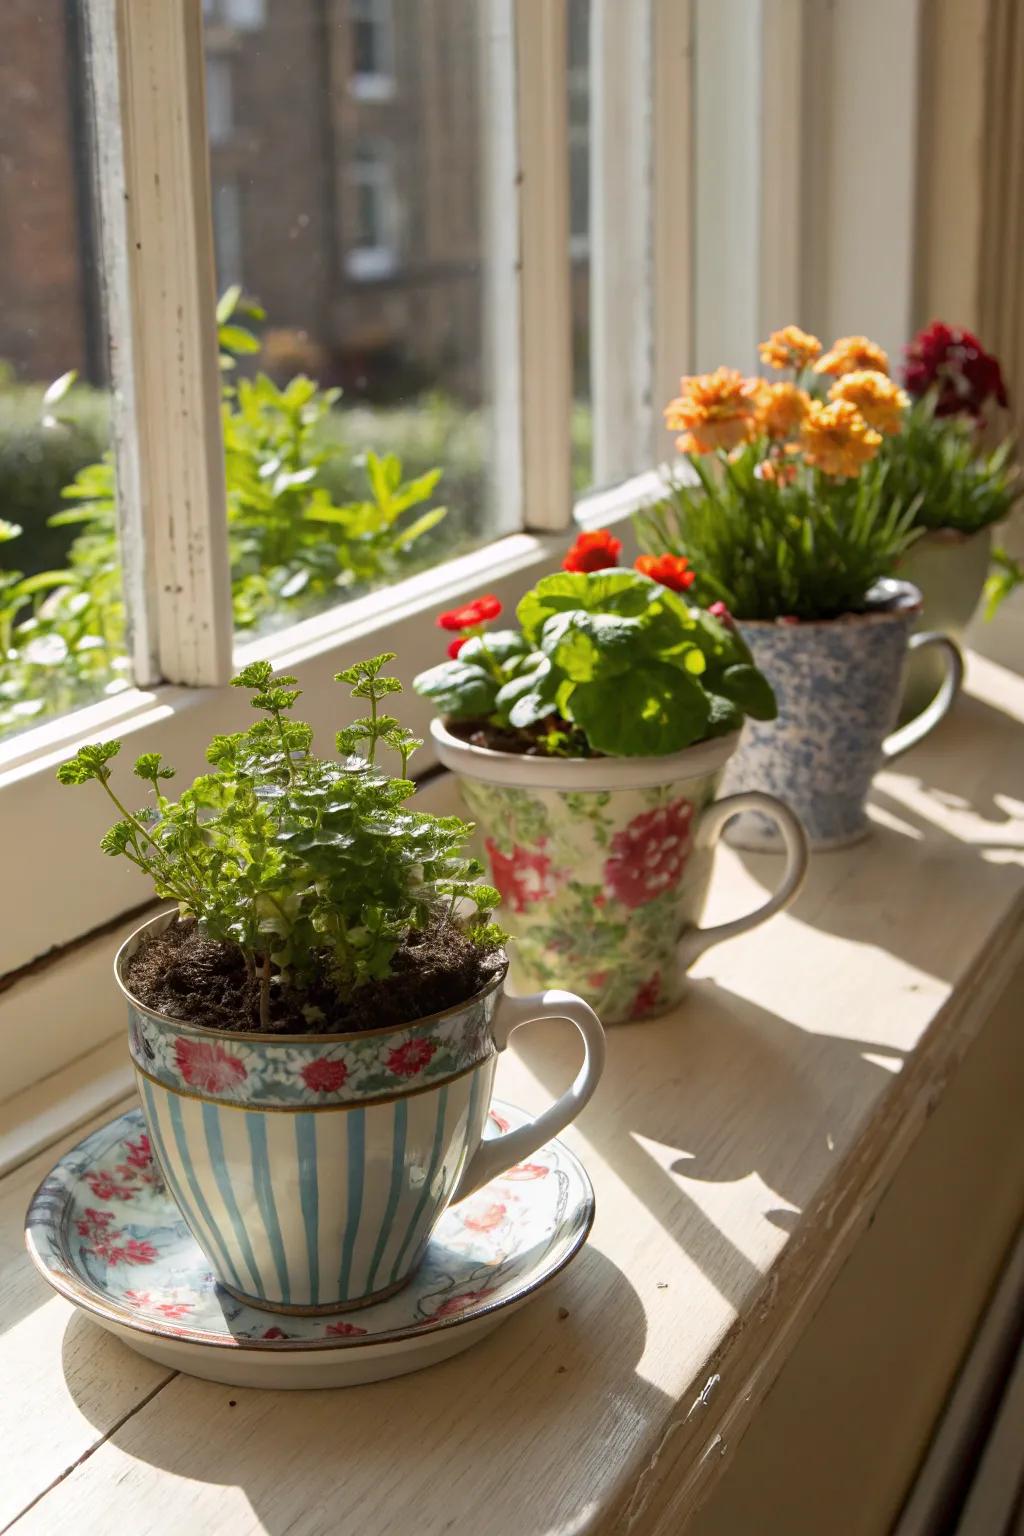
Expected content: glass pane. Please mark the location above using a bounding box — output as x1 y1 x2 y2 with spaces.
568 0 592 494
0 1 126 742
203 0 505 642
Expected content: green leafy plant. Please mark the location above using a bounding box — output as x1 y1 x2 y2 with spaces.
878 395 1021 536
0 290 447 736
636 444 920 623
414 558 776 758
984 546 1024 618
58 654 501 1028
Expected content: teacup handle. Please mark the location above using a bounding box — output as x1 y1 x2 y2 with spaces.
882 631 964 761
451 991 606 1202
677 793 809 970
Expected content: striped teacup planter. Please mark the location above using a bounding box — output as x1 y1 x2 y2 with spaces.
117 913 605 1315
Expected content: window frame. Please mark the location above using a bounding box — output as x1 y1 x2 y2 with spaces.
0 0 930 1093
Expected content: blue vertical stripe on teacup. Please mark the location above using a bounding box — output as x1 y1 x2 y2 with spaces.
366 1098 408 1293
390 1084 450 1284
162 1085 247 1291
245 1114 290 1305
336 1108 366 1301
202 1101 266 1296
294 1113 320 1307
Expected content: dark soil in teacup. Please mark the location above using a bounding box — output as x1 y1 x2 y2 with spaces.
124 915 505 1035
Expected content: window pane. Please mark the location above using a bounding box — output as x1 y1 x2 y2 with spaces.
204 0 508 642
568 0 592 494
0 1 126 742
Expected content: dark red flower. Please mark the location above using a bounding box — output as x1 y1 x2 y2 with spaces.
631 972 663 1019
437 594 502 631
603 799 695 909
903 320 1009 417
301 1057 348 1094
707 600 734 628
635 553 696 593
447 636 468 659
562 528 622 573
262 1327 289 1340
325 1319 367 1337
386 1037 436 1078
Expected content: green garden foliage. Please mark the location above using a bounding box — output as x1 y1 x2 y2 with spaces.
0 290 450 738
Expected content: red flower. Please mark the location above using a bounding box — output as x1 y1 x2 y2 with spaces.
173 1038 247 1094
603 799 695 909
485 838 558 913
262 1326 289 1340
903 320 1009 417
76 1207 115 1239
635 553 696 593
488 1109 511 1134
386 1037 436 1078
447 636 468 659
301 1057 348 1094
631 972 663 1019
85 1170 138 1201
122 1134 152 1169
437 594 502 631
503 1162 550 1180
707 600 734 628
432 1287 499 1318
325 1320 368 1337
563 528 622 573
463 1202 507 1232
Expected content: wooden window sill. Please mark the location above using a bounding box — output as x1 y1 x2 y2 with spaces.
3 652 1024 1534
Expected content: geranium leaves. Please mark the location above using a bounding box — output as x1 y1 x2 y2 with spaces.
415 565 776 756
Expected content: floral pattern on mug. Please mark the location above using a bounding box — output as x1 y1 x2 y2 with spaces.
127 982 499 1106
459 770 723 1025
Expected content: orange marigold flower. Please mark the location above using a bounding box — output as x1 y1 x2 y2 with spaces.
815 335 890 378
664 367 760 454
755 381 811 440
757 457 798 486
758 326 821 371
799 399 882 477
828 369 908 435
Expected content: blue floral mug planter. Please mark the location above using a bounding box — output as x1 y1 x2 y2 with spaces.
117 913 605 1315
721 579 964 851
431 722 809 1026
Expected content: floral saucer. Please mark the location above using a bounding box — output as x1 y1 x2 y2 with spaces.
26 1102 594 1389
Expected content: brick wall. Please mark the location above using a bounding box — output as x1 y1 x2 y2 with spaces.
0 0 92 384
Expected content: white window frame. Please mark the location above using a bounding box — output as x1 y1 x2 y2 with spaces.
0 0 928 1096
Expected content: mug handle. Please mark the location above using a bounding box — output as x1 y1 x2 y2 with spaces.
451 991 605 1202
882 631 964 762
677 793 809 971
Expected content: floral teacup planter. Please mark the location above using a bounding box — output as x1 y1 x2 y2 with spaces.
118 913 604 1315
431 724 808 1025
722 580 964 851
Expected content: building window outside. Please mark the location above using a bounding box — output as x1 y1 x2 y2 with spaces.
204 0 267 31
346 139 400 281
205 56 234 147
212 178 244 290
350 0 395 101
